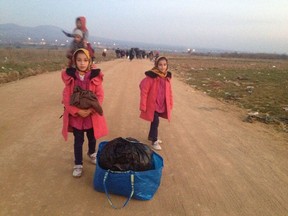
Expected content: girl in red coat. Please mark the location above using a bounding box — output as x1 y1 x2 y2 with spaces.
61 48 108 177
139 56 173 151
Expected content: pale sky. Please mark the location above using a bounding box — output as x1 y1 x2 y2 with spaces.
1 0 287 53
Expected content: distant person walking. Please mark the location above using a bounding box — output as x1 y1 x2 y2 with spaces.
61 48 108 178
139 56 173 150
102 49 107 57
154 51 159 62
129 48 136 61
148 51 154 61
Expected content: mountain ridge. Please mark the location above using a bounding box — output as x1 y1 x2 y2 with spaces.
0 23 191 52
1 24 238 53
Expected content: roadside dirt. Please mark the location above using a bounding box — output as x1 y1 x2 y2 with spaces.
1 59 288 216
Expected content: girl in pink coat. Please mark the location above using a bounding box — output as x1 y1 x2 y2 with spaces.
139 56 173 151
61 48 108 177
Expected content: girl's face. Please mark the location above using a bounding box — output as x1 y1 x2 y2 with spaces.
157 59 168 73
75 52 90 72
76 20 82 28
76 19 81 28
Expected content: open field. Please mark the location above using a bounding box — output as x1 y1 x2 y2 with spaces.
167 54 288 131
1 48 288 131
0 47 116 83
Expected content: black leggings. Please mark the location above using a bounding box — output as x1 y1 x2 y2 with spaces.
148 112 160 142
73 128 96 165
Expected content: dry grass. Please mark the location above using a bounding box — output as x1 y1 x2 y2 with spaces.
0 47 116 84
167 54 288 131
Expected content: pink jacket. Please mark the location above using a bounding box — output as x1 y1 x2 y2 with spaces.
61 68 108 140
139 71 173 122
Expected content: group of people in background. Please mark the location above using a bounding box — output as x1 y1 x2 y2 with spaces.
115 48 159 61
61 16 173 178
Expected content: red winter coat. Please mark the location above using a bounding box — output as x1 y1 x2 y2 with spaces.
61 68 108 140
139 71 173 122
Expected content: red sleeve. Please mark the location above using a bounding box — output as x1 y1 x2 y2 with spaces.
139 77 151 112
94 82 104 105
61 71 79 116
90 75 104 104
169 80 173 110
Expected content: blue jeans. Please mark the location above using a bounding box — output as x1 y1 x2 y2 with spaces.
148 112 160 142
73 128 96 165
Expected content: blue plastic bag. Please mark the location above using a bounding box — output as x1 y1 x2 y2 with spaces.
93 141 164 208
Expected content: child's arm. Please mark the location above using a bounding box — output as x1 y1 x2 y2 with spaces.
77 109 92 118
62 86 79 116
83 40 88 48
169 81 173 110
139 78 151 112
83 31 89 41
93 82 104 105
62 30 74 38
80 31 88 48
61 70 79 115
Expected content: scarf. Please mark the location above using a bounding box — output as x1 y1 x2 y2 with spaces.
73 48 92 71
150 67 167 78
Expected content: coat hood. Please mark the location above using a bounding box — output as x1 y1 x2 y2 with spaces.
62 68 103 85
144 70 172 79
76 16 87 32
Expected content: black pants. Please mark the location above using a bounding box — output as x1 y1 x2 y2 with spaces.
148 112 160 142
73 128 96 165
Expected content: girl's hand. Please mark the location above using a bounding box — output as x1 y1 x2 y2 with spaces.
91 63 97 69
88 108 96 114
77 109 92 118
83 40 88 48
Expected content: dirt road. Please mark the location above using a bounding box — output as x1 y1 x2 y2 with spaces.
1 59 288 216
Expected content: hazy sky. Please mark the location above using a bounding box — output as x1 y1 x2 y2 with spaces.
1 0 287 53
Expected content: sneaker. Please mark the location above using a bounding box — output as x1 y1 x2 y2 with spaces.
152 141 162 151
73 165 83 178
148 137 162 144
87 152 97 164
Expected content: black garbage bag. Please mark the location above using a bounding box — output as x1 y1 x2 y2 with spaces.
98 137 153 171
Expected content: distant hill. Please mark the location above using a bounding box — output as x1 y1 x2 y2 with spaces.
0 23 110 46
0 23 190 52
1 23 237 53
0 23 66 43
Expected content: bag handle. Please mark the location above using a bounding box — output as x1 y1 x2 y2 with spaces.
103 170 134 209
